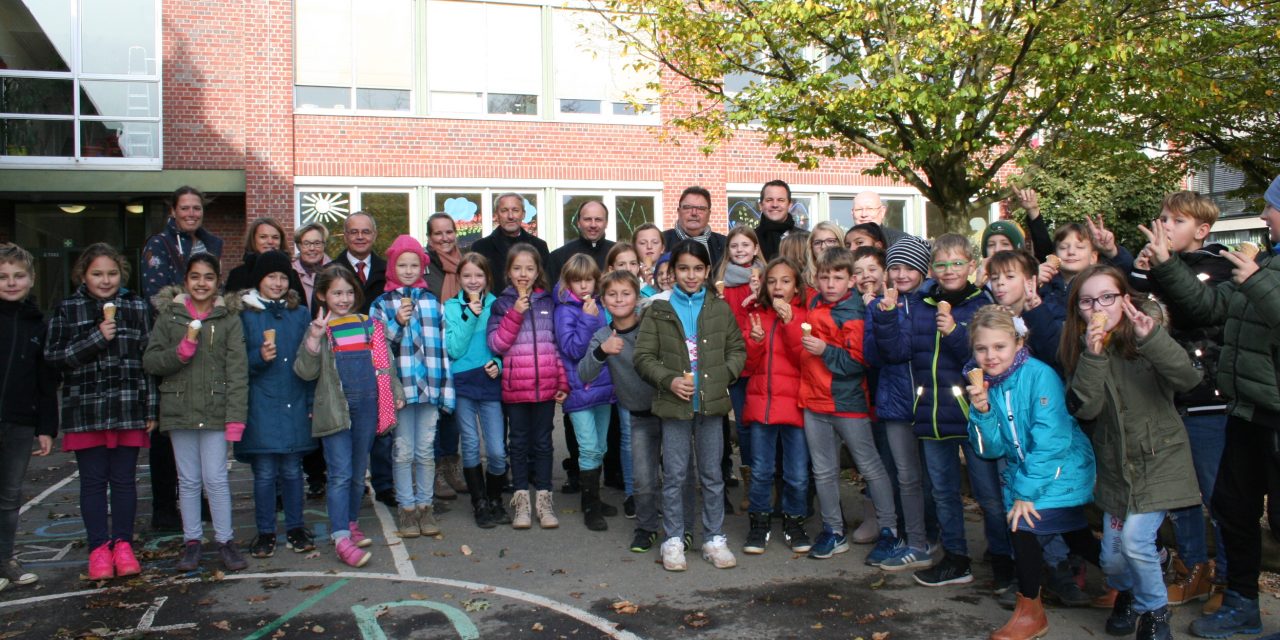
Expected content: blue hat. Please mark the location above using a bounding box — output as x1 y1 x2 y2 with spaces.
1266 174 1280 211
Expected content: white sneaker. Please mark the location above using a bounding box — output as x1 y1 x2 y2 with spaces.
661 537 687 571
701 535 737 569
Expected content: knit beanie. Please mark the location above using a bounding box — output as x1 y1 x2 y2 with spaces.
251 250 293 287
1266 174 1280 211
981 220 1025 257
886 235 932 275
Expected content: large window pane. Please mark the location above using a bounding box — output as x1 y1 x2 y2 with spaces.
295 0 353 87
434 192 483 250
1 118 73 156
0 77 73 114
354 0 412 91
488 93 536 116
831 196 905 234
427 1 540 113
360 192 411 257
562 194 606 242
0 0 72 72
300 191 354 258
553 9 657 113
616 196 655 240
295 85 350 109
81 121 158 158
357 88 409 111
80 80 160 118
729 195 813 229
494 193 540 237
81 0 156 75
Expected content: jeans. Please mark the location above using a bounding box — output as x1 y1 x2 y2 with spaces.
748 423 808 516
618 407 634 496
76 444 140 549
507 401 555 492
729 377 750 466
631 413 694 534
393 403 438 509
433 410 460 459
661 414 725 541
1168 413 1227 569
170 429 234 544
249 453 304 534
1101 510 1169 613
0 426 36 559
1212 417 1280 600
881 421 928 550
323 349 379 541
569 404 612 471
456 397 506 474
921 438 1011 558
804 411 896 534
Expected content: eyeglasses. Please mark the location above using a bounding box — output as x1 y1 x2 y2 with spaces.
931 260 969 272
812 238 840 249
300 240 325 249
679 204 710 213
1078 292 1121 309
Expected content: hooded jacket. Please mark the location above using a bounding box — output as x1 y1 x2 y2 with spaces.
443 290 502 400
553 285 614 413
487 287 568 404
799 291 870 417
743 297 806 427
371 236 456 412
142 217 224 303
865 292 918 423
634 285 746 419
0 298 59 436
235 290 317 458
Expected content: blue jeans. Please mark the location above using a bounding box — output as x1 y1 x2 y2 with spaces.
1102 510 1169 613
456 396 506 473
921 438 1011 558
569 404 612 471
748 423 808 516
730 377 750 465
662 415 725 541
323 349 379 541
1168 413 1227 570
249 453 304 534
393 403 438 509
507 401 555 491
619 407 634 496
433 410 460 458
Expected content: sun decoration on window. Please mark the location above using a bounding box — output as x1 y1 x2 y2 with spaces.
300 192 351 225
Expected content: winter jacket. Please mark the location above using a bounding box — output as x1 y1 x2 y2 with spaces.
580 320 654 413
743 298 806 427
865 293 918 423
487 287 568 404
370 288 455 411
141 218 224 303
871 284 991 439
1130 244 1233 413
142 287 249 432
44 286 158 433
553 286 614 412
470 229 550 293
443 290 501 400
800 291 870 417
1149 249 1280 425
1067 325 1202 515
968 356 1096 511
634 286 746 420
234 290 316 459
293 316 406 439
721 281 759 377
0 298 59 436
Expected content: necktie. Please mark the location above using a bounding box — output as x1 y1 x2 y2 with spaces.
356 261 367 284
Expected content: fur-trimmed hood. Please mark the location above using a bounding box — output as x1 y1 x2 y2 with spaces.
240 288 301 311
151 284 242 319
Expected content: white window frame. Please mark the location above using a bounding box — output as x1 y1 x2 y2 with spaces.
725 190 817 229
727 183 926 236
556 189 662 246
0 0 163 170
295 186 419 241
293 0 416 116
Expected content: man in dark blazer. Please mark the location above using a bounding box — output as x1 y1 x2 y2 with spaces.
470 193 550 292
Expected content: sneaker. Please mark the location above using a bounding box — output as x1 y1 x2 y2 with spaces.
418 505 441 537
1 558 38 586
879 545 934 572
865 528 901 566
1188 589 1262 638
808 525 850 559
510 490 532 529
218 541 249 571
623 496 636 519
1105 590 1139 635
997 583 1020 610
535 490 559 529
1046 560 1092 607
661 537 687 571
251 533 277 559
782 516 812 553
335 537 371 568
629 529 657 553
175 540 201 573
743 513 770 555
913 552 974 587
702 535 737 569
88 543 115 580
349 521 373 548
286 528 315 553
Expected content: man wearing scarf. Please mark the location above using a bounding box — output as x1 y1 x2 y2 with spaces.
755 180 798 260
662 186 728 268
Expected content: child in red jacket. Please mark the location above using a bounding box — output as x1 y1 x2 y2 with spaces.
713 226 766 509
741 257 811 556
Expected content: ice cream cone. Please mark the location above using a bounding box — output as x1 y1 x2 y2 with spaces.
102 302 116 322
186 319 202 341
1090 311 1108 331
967 368 985 388
468 291 481 304
263 329 276 345
937 301 951 315
801 322 812 337
715 281 725 295
884 288 899 306
683 371 694 383
1239 242 1260 260
1046 255 1062 270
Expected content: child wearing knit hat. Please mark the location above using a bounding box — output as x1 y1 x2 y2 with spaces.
981 220 1026 257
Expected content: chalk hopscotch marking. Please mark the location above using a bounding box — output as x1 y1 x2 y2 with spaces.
19 470 78 515
353 600 479 640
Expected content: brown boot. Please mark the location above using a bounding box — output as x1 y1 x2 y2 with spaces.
989 591 1049 640
1167 562 1211 605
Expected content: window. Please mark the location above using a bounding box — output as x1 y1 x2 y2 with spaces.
434 192 483 249
298 189 413 258
727 194 813 230
831 196 907 233
0 0 161 166
552 9 657 120
560 192 657 244
426 1 541 116
295 0 413 111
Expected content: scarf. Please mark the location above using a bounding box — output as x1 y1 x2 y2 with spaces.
433 248 463 301
675 225 711 251
723 262 756 287
932 281 979 307
968 346 1031 388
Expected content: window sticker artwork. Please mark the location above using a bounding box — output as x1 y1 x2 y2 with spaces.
300 192 352 226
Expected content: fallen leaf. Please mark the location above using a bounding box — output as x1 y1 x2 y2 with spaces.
506 563 522 571
869 575 886 590
827 593 843 600
271 630 286 639
211 569 225 581
311 625 325 633
432 551 451 558
812 623 824 629
247 595 270 603
212 620 231 631
684 612 710 628
409 593 428 600
569 592 583 599
551 568 566 575
298 583 323 592
612 600 639 615
462 599 490 612
304 552 321 560
532 622 544 631
461 545 473 556
197 598 216 606
872 632 890 640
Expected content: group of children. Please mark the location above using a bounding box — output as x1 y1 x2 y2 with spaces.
0 183 1268 640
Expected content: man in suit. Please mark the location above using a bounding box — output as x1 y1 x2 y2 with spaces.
470 193 550 293
546 200 614 285
661 185 728 268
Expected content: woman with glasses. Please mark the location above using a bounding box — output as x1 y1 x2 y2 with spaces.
806 222 845 284
292 223 330 310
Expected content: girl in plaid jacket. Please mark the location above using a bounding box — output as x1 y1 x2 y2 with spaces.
44 243 157 581
370 235 455 540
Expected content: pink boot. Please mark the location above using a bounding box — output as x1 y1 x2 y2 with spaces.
335 537 370 568
348 521 372 548
88 543 114 580
113 541 141 577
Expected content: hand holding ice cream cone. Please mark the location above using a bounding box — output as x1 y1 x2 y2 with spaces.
715 280 725 296
186 319 202 342
263 329 276 346
935 301 955 336
966 368 990 413
800 322 812 337
103 302 117 322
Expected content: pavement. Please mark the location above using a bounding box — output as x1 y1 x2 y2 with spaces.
2 422 1277 640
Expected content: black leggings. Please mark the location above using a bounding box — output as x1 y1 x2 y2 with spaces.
1012 527 1101 598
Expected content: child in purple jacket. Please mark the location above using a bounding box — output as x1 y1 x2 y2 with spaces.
487 244 568 531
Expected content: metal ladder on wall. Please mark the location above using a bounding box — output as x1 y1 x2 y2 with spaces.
123 45 154 158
